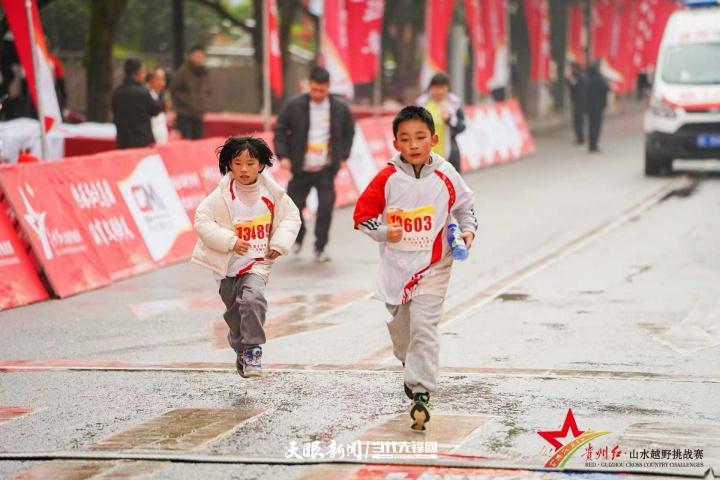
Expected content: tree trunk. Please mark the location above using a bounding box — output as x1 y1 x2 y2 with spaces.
550 0 570 112
85 0 128 122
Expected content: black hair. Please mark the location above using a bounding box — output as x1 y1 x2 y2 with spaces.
428 72 450 88
124 58 142 78
392 106 435 138
189 44 206 53
217 136 274 175
309 66 330 84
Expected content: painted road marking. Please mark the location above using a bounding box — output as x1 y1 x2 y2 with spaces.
1 360 718 383
89 408 264 451
10 460 159 480
0 406 37 424
356 177 689 368
211 290 371 349
11 408 265 479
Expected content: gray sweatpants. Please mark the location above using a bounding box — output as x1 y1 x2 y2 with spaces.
219 273 267 353
385 294 444 394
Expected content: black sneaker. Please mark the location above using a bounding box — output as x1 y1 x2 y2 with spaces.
410 392 431 431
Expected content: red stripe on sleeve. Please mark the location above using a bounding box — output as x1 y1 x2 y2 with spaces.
353 164 396 228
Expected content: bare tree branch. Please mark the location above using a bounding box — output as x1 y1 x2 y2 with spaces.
190 0 255 35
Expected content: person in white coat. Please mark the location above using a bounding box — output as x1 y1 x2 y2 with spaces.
192 136 301 378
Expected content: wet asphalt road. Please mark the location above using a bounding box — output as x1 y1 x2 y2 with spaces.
0 113 719 480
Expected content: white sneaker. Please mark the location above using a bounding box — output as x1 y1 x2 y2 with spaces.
314 250 331 263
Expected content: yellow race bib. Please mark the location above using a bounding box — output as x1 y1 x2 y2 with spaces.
233 213 272 258
386 205 435 251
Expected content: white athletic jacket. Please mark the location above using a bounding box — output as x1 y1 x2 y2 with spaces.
353 153 477 304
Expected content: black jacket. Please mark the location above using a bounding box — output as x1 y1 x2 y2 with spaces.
111 78 162 149
585 69 609 115
273 94 355 175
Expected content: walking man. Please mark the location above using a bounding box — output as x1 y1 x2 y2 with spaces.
274 66 355 262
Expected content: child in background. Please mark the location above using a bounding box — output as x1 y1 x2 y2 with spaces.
353 106 477 430
192 136 301 377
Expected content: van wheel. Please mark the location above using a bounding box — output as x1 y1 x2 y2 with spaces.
645 151 672 176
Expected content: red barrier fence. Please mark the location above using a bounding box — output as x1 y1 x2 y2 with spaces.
0 100 533 310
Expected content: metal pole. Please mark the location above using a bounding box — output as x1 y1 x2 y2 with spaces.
25 0 48 160
262 0 271 132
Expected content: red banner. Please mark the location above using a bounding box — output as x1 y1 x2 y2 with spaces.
591 0 613 68
0 196 48 310
524 0 551 82
567 3 585 67
484 0 509 90
346 0 384 84
1 0 61 132
0 162 112 297
421 0 456 88
465 0 492 95
321 0 354 98
265 0 283 98
158 138 223 221
642 0 679 70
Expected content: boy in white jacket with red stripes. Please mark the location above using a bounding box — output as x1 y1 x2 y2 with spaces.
192 137 301 378
353 106 477 431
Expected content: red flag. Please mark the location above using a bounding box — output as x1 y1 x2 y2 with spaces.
591 0 613 64
265 0 283 98
567 3 585 67
524 0 551 82
346 0 384 84
321 0 354 98
1 0 62 132
643 0 679 70
484 0 509 90
421 0 456 88
465 0 492 94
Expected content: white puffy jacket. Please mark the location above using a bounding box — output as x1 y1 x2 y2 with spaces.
191 172 301 280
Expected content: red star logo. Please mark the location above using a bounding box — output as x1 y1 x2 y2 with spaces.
538 408 585 451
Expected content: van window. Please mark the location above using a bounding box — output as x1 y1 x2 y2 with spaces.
661 43 720 84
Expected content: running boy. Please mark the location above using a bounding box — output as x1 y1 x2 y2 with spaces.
353 106 477 431
192 136 301 378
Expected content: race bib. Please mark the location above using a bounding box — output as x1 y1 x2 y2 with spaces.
386 205 435 251
304 142 329 171
233 213 272 258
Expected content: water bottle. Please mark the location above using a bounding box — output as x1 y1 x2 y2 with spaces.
447 223 468 261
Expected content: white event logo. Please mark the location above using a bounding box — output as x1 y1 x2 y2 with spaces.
118 154 191 261
19 183 53 260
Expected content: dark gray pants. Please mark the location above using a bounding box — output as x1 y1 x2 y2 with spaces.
219 273 267 353
176 115 204 140
286 168 336 253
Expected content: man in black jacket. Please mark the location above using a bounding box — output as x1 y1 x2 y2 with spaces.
111 59 162 149
274 66 355 262
585 61 609 153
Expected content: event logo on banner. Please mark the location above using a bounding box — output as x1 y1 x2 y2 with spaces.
265 0 283 98
0 197 48 310
118 154 192 263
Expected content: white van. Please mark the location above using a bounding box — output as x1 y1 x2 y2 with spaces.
644 1 720 175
